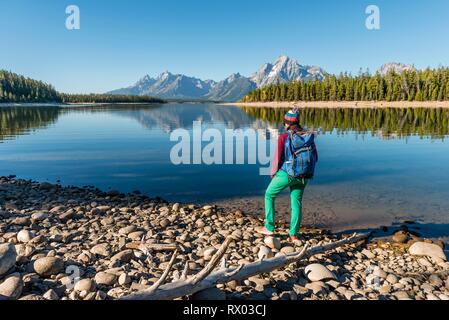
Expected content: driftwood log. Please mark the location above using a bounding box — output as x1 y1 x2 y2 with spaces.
121 232 369 300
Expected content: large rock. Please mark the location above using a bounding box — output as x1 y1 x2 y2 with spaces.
304 264 337 282
409 242 447 261
0 243 17 277
0 273 23 299
33 257 64 277
192 287 226 300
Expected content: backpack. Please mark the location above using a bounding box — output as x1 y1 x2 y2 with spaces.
281 130 318 179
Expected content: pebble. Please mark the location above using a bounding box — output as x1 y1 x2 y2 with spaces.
33 257 64 277
264 237 281 250
31 211 49 221
159 219 170 228
386 274 398 285
0 243 17 277
258 246 273 260
111 250 134 264
305 281 327 295
74 279 96 293
0 273 23 299
16 229 34 243
280 246 295 254
90 243 111 257
94 272 117 286
43 289 59 300
118 273 131 286
361 249 375 259
392 231 408 243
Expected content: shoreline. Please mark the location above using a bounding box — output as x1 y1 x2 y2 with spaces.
1 176 448 300
223 101 449 109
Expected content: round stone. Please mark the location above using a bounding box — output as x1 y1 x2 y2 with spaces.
33 257 64 277
94 272 117 286
90 243 111 257
304 264 337 282
280 246 295 254
74 278 96 293
31 211 49 222
17 230 34 243
264 237 281 250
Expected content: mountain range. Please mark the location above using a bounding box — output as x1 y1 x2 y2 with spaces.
108 55 327 102
108 56 416 102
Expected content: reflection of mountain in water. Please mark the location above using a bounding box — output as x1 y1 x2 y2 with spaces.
241 107 449 139
0 107 60 142
114 104 265 133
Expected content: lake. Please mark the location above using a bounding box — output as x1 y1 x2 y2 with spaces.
1 103 449 233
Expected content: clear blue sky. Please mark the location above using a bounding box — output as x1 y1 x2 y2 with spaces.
1 0 448 93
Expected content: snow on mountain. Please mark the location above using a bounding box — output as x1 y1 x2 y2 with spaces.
108 55 327 101
251 55 326 87
378 63 416 76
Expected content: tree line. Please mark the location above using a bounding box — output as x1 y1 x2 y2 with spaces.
59 93 165 104
0 70 165 104
242 68 449 102
0 70 60 103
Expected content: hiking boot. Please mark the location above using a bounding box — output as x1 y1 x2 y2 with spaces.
255 226 274 236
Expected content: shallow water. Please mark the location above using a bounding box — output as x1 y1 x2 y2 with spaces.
1 103 449 231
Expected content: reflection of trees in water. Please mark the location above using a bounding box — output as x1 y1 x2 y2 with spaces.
4 104 446 142
0 107 61 141
241 107 449 139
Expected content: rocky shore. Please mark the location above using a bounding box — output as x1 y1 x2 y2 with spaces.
1 176 448 300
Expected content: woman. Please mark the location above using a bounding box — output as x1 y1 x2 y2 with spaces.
256 108 318 241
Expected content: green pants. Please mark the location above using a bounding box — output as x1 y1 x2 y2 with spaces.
265 170 308 236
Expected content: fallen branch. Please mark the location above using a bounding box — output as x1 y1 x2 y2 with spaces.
126 242 178 252
121 233 369 300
